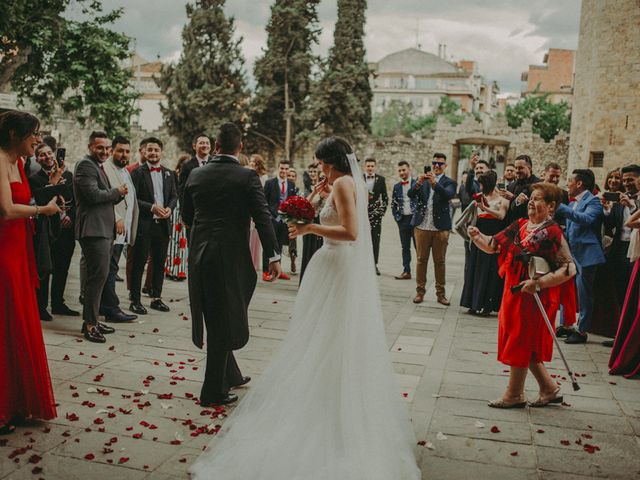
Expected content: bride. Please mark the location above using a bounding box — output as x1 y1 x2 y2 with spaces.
190 137 421 479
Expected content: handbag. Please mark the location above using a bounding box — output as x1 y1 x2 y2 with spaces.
454 203 477 242
528 256 551 279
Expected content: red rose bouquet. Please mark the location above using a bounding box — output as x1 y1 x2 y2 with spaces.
278 195 315 224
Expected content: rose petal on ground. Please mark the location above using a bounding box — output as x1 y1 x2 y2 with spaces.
560 440 571 446
510 451 518 456
490 426 500 433
475 421 485 428
436 432 448 440
84 453 95 460
118 457 129 464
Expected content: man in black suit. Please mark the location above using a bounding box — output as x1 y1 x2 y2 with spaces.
182 123 281 406
364 157 389 275
263 161 296 281
130 137 178 315
178 133 211 206
408 153 457 305
29 143 79 320
500 154 540 223
73 131 127 343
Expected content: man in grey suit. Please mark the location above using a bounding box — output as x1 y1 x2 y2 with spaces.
100 135 139 323
73 131 128 343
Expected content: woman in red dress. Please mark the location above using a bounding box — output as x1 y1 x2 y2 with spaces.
469 183 576 408
0 111 61 434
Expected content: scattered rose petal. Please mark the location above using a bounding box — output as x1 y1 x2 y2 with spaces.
65 413 79 422
132 433 143 439
118 457 129 464
475 421 485 428
84 453 95 460
108 345 115 351
63 355 70 361
609 381 617 385
28 454 42 464
152 328 159 333
436 432 448 440
490 426 500 433
482 352 488 355
536 429 545 434
179 458 187 463
581 433 593 439
32 466 43 474
583 444 600 454
510 451 519 456
560 440 571 446
161 403 173 410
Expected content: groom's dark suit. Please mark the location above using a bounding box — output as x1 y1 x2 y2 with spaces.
182 154 279 402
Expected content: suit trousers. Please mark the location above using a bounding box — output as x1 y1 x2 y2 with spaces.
262 219 286 272
576 264 597 333
414 228 449 296
201 348 244 402
51 227 76 309
396 215 415 273
100 243 124 316
130 220 170 301
370 219 382 265
79 237 113 326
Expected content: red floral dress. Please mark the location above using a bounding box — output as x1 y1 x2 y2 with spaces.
0 160 56 423
165 201 188 280
493 219 573 368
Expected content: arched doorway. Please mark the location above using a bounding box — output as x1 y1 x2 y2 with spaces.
450 137 512 182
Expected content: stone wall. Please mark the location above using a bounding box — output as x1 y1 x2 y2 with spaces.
568 0 640 182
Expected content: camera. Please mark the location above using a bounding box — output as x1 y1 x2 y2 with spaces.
603 191 621 203
423 165 431 174
497 182 506 190
55 148 66 167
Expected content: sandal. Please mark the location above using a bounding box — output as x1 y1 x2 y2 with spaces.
528 388 563 408
0 424 16 435
488 395 527 409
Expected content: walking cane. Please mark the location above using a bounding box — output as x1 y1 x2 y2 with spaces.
511 257 581 392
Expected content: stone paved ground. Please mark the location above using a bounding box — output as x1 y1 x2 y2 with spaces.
2 214 640 479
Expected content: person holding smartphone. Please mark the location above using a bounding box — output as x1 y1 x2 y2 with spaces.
408 153 457 305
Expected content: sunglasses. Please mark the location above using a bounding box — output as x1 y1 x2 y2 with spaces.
432 161 445 167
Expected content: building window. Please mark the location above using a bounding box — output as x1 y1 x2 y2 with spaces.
589 151 604 168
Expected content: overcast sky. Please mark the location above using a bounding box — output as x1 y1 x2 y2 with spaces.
73 0 581 95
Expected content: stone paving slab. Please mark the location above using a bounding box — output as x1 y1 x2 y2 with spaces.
2 214 640 479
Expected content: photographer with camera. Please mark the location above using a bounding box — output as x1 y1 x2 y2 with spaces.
408 153 457 305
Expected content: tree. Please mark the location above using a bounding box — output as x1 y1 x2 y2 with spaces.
308 0 371 138
248 0 321 161
157 0 249 152
506 90 571 142
2 1 139 135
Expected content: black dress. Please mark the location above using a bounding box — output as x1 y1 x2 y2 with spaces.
460 208 505 313
300 193 325 283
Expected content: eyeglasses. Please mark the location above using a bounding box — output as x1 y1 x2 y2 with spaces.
432 161 445 167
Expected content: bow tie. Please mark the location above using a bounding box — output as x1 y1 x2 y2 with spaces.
149 167 162 173
367 175 375 179
401 181 409 186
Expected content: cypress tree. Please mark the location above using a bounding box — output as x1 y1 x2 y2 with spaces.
248 0 321 161
158 0 249 151
310 0 371 138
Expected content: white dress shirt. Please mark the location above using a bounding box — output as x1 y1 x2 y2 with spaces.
366 175 376 191
417 174 443 231
196 154 209 167
401 178 412 216
150 166 164 214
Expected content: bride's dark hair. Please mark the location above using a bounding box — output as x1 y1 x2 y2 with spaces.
314 137 354 174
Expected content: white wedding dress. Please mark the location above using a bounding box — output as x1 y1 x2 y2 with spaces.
190 154 421 480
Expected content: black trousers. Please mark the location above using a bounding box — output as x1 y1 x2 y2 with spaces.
396 215 415 273
201 348 244 402
131 220 170 301
370 220 382 265
262 219 287 272
36 227 76 312
100 243 124 316
79 237 112 326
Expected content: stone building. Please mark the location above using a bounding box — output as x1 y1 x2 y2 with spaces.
368 47 498 117
129 53 166 132
568 0 640 179
521 48 575 105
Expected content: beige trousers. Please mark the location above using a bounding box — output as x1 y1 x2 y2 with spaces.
414 228 449 297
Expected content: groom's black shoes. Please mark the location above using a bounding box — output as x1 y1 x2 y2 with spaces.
232 376 251 389
201 393 238 407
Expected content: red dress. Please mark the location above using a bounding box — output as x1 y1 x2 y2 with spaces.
495 219 567 368
609 260 640 378
0 160 56 423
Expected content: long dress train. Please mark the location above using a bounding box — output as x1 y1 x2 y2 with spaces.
190 171 420 479
609 260 640 378
0 159 56 424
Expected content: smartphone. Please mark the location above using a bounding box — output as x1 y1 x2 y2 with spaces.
497 182 506 190
423 165 431 174
603 191 621 202
472 192 483 201
55 148 66 167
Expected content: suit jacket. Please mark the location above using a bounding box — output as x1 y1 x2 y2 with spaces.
507 174 541 222
264 176 298 244
182 155 279 350
73 155 123 240
391 179 417 222
556 190 606 272
604 199 637 254
29 169 75 221
130 162 178 237
408 175 457 230
104 159 139 246
178 155 209 205
364 173 389 222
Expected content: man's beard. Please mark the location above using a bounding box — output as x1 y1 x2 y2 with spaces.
113 157 127 168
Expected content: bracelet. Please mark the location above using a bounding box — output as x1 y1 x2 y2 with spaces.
34 205 40 218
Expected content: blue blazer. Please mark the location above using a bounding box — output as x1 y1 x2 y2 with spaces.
408 175 457 230
556 190 605 271
391 179 417 222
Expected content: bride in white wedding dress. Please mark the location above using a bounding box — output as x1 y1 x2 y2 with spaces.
190 137 421 479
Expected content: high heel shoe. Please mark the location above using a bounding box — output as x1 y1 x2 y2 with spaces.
528 387 563 408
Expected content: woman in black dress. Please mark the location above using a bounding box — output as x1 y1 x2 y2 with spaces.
299 164 327 282
460 170 509 315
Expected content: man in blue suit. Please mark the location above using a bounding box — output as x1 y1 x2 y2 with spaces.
556 169 605 344
408 153 457 305
391 161 417 280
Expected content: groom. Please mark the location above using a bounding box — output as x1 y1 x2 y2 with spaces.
182 123 282 406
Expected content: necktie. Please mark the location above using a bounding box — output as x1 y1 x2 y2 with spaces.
150 167 162 173
401 181 409 186
281 181 285 194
